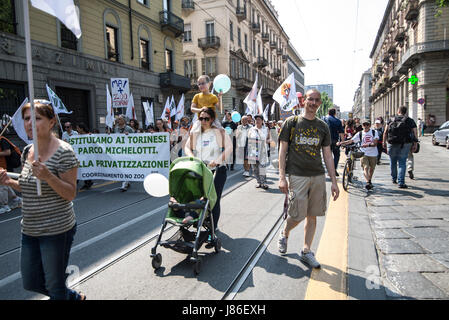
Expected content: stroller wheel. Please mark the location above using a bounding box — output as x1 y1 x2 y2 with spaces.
214 238 222 253
152 253 162 270
193 258 202 276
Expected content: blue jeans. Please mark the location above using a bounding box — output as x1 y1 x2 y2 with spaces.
387 143 412 185
20 225 82 300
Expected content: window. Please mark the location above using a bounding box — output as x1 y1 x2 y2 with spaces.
184 59 197 79
202 57 217 76
140 39 150 70
0 0 16 34
206 21 215 38
165 49 173 72
137 0 149 5
61 24 78 50
230 58 236 78
230 21 233 42
106 25 119 61
237 28 241 47
184 24 192 42
244 34 248 52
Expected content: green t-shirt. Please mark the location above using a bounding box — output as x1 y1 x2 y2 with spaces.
279 115 331 177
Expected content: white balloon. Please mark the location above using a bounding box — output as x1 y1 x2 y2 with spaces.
143 173 169 197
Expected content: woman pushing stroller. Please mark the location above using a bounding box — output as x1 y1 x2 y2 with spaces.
184 108 232 232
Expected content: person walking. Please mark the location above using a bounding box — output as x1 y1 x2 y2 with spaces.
184 108 232 235
61 122 78 143
324 108 345 176
339 120 379 190
222 111 237 171
0 101 84 300
247 115 270 190
277 89 340 269
236 116 253 177
375 119 384 165
114 115 134 192
76 123 94 190
0 136 22 213
383 107 418 189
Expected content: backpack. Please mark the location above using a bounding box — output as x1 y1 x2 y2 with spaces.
387 116 411 145
0 136 22 169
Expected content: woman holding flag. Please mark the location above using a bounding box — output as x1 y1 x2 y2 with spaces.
0 101 85 300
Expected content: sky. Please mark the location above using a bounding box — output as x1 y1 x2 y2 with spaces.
271 0 389 112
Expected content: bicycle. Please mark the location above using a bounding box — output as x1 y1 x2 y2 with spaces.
341 144 365 192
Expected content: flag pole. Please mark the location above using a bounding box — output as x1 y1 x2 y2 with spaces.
0 118 12 137
23 0 42 196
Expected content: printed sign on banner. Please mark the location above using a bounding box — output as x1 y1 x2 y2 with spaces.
69 133 170 181
111 78 130 109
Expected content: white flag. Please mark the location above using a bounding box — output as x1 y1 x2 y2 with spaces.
244 74 258 115
143 101 154 127
273 73 299 112
46 84 72 114
263 104 270 122
256 86 264 115
175 94 185 122
31 0 81 39
161 97 170 120
12 98 33 144
270 102 276 115
126 93 136 120
105 85 114 129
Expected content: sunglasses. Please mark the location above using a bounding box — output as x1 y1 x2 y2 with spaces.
197 82 208 86
199 117 211 121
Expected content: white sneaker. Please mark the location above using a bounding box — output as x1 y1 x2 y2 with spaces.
278 231 288 255
9 197 22 210
300 251 321 269
0 205 12 214
243 171 250 177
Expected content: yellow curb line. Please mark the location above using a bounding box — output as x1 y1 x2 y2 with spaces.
305 167 349 300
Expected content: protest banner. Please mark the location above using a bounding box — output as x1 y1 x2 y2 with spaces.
69 133 170 181
111 78 130 109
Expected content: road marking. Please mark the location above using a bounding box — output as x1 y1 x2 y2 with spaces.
305 181 349 300
78 181 117 193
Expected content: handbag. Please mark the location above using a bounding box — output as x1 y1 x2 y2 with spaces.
413 142 420 154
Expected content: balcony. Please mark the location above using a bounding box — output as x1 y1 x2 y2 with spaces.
387 40 396 54
282 54 288 62
160 72 191 91
182 0 195 12
235 77 252 91
198 36 221 50
270 41 277 49
159 11 184 38
261 33 269 43
273 68 281 78
394 27 406 42
256 57 268 68
382 54 390 63
276 48 282 56
251 23 260 33
396 40 449 74
376 64 383 73
236 7 246 22
405 0 419 21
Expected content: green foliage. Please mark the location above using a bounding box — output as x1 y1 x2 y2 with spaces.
317 92 333 119
436 0 449 16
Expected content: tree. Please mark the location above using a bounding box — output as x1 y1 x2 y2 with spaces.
436 0 448 16
317 92 333 119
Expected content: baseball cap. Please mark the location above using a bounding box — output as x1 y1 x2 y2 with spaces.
375 120 381 124
362 119 371 125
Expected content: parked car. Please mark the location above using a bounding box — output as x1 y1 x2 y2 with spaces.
432 121 449 148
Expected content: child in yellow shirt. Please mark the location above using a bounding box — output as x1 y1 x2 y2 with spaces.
191 75 223 132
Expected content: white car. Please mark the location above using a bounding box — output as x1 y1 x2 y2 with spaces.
432 121 449 149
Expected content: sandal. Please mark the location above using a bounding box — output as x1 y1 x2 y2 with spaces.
255 184 262 188
262 184 269 190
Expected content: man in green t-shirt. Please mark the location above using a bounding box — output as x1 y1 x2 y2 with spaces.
277 89 340 269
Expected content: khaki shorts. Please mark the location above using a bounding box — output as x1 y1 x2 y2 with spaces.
361 156 377 170
287 175 327 222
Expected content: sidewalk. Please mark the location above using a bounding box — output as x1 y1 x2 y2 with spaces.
352 136 449 299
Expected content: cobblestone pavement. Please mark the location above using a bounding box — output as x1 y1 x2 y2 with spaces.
351 136 449 299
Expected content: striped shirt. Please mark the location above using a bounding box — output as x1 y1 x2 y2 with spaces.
19 142 79 237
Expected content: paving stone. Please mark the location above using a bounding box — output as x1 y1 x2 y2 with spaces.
414 211 449 219
430 253 449 269
367 206 399 214
428 205 449 212
406 219 449 228
376 239 426 254
382 254 448 273
373 229 411 239
402 227 449 239
422 273 449 296
367 199 402 207
373 220 410 229
413 238 449 254
370 213 420 221
392 206 427 213
385 271 448 299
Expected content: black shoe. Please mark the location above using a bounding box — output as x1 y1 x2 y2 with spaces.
392 179 398 184
399 184 408 189
408 170 414 180
335 172 339 177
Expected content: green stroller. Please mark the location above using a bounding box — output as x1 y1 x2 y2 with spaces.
150 157 222 275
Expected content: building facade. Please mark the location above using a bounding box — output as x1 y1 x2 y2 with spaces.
353 69 372 120
0 0 190 137
369 0 449 130
287 43 305 95
305 84 334 101
181 0 303 118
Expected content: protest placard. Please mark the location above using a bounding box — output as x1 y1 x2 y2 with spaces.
111 78 130 109
69 133 170 181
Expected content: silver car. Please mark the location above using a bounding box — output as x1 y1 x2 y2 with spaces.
432 121 449 149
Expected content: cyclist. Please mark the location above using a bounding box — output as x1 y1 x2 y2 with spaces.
338 120 379 190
